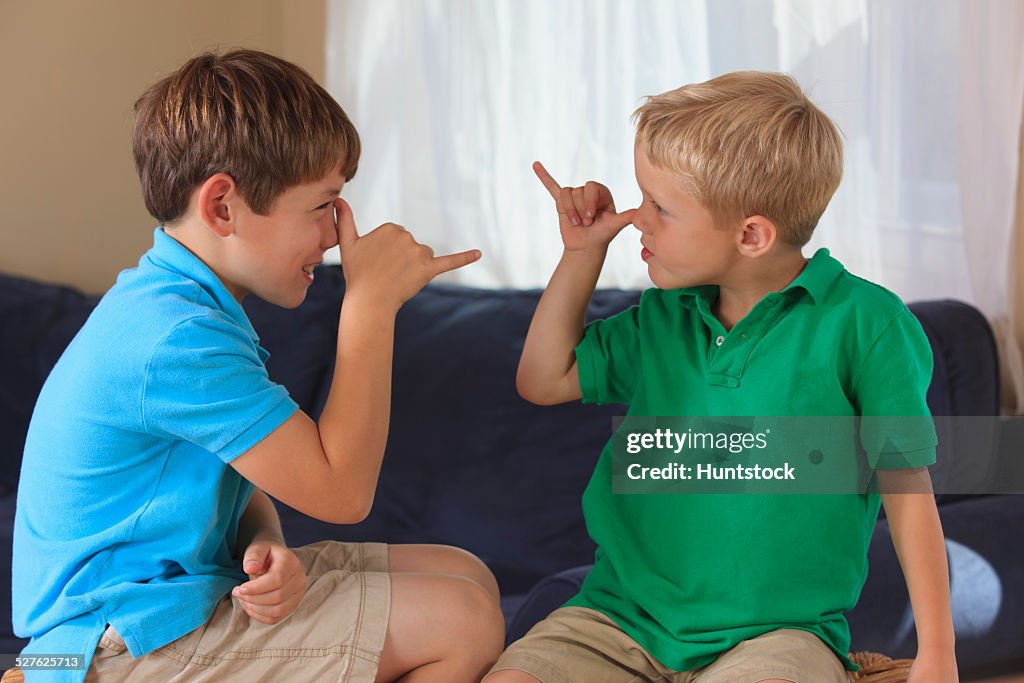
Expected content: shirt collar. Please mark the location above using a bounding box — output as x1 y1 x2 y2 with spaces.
675 247 844 308
676 285 718 309
780 247 844 304
145 227 260 343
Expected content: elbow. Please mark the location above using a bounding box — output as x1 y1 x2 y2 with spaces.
517 356 577 406
519 391 562 407
318 485 375 525
516 372 549 406
349 492 375 523
522 391 560 406
516 372 568 406
321 500 372 525
515 374 536 404
337 505 372 525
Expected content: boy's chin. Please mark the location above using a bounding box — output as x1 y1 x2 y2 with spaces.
647 260 719 290
277 294 308 309
258 288 308 310
648 269 694 291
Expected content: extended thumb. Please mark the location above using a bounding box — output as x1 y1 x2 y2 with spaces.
335 198 358 246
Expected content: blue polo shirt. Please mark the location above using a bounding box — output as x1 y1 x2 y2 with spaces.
13 228 299 682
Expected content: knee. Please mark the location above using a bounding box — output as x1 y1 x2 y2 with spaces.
443 576 506 661
435 545 502 602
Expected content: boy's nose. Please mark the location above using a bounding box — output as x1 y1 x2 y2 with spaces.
321 222 340 250
633 212 649 234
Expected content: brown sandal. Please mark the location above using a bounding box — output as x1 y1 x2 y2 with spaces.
848 651 915 682
0 667 23 683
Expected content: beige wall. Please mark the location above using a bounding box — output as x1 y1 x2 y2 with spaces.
0 0 326 294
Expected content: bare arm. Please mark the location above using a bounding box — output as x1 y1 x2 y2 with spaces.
236 488 286 549
231 200 481 523
517 162 637 405
517 250 602 404
879 469 958 681
233 488 306 626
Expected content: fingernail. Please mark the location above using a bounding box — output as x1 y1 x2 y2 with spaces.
571 217 580 226
587 210 594 218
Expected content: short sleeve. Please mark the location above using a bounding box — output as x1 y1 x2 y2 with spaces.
852 309 938 470
575 304 641 405
143 314 299 462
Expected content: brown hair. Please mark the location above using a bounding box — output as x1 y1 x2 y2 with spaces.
133 49 360 223
633 71 843 246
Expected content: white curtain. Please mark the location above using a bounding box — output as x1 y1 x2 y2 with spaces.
325 0 710 288
324 1 1001 321
957 0 1024 413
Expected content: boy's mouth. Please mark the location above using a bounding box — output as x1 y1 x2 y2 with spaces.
641 247 653 262
302 263 320 282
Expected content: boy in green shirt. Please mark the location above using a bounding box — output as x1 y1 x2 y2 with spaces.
487 72 957 682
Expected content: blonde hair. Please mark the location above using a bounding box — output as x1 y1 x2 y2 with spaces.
133 49 360 223
633 71 843 246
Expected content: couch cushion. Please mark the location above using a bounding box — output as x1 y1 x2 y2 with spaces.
0 492 28 650
0 275 99 492
908 300 1000 417
908 300 1001 503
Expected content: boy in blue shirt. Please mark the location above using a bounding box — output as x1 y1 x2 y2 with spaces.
487 72 957 682
13 49 503 682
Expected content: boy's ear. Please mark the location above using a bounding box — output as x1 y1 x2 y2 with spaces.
737 215 777 257
196 173 239 238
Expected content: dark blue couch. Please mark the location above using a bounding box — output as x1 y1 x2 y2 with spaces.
1 266 1021 678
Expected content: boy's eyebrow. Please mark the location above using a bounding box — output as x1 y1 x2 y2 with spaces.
321 188 342 197
638 184 662 204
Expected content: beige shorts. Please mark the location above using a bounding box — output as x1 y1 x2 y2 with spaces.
489 606 848 683
85 540 391 683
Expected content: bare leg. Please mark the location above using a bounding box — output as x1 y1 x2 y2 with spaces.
388 544 501 602
374 572 505 682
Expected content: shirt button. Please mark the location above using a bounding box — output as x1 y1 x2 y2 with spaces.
715 335 725 347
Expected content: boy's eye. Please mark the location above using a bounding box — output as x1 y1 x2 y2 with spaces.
643 194 666 215
314 201 332 211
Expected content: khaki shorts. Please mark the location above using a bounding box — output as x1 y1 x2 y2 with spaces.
86 540 391 683
489 606 848 683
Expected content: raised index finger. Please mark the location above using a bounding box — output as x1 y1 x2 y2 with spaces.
430 248 482 277
532 161 562 201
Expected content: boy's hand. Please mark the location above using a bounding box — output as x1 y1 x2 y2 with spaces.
533 161 637 253
232 540 307 625
334 198 481 311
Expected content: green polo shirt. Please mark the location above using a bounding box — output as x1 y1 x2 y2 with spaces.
567 247 936 672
